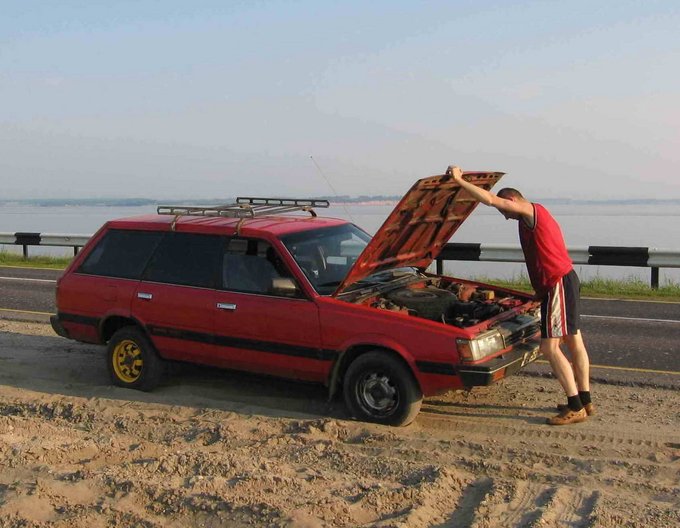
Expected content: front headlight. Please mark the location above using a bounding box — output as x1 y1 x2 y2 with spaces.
456 330 505 362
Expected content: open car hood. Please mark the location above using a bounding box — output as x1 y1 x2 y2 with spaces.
333 171 504 296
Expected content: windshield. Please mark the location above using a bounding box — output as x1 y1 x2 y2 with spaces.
281 224 370 295
282 224 422 295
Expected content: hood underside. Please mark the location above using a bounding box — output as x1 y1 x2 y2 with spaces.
334 171 504 295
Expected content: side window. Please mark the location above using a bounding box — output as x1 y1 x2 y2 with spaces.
222 238 301 297
78 229 163 279
143 232 222 288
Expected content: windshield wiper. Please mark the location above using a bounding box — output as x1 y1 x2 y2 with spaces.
317 280 342 287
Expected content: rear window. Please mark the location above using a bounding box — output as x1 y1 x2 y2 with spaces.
78 229 163 279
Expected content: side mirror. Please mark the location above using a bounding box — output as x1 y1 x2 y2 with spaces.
272 277 300 297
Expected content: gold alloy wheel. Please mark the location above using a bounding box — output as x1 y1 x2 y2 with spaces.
112 339 143 383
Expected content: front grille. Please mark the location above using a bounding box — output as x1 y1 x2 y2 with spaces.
505 322 540 345
497 314 541 347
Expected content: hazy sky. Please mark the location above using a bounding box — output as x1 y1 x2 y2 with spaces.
2 1 679 200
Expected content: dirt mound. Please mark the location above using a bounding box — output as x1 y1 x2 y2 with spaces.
0 322 678 527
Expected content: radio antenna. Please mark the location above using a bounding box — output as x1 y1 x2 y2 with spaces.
310 155 354 222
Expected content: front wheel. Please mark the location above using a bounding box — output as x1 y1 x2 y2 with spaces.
343 351 422 426
107 327 164 391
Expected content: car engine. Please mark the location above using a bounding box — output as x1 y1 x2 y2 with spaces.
367 281 525 328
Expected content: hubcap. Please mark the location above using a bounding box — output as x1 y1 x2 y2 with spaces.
357 372 398 416
112 339 143 383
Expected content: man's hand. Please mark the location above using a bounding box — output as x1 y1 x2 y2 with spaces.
446 165 464 181
446 164 495 207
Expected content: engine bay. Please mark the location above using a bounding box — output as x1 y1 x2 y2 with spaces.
363 279 527 328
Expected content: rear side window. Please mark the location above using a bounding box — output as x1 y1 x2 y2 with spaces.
143 232 222 288
78 229 163 279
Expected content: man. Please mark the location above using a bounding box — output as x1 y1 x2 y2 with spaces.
448 165 593 425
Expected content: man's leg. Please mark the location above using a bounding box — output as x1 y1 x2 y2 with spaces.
559 270 594 415
563 331 590 393
561 330 595 415
542 337 587 424
540 337 578 397
540 274 588 425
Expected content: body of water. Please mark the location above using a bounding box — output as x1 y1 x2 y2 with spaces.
1 202 678 284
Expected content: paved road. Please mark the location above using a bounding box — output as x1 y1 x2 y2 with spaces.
1 266 678 376
580 298 679 373
0 266 59 314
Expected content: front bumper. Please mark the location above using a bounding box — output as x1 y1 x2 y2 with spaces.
50 314 71 339
458 338 541 387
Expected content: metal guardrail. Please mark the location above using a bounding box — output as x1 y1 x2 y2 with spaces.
0 233 677 289
0 233 91 258
435 243 679 289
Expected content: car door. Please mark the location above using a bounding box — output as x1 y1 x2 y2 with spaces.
132 231 222 362
61 229 164 343
212 236 326 382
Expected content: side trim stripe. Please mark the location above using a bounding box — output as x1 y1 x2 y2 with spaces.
58 312 100 327
416 360 457 376
58 314 458 373
148 325 337 361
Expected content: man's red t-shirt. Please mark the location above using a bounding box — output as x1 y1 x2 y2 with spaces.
518 203 573 299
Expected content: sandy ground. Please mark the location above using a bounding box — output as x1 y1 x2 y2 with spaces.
0 321 678 528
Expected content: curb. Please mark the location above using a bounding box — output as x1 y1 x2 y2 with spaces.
0 311 52 324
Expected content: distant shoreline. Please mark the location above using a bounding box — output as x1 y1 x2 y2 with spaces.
2 197 680 207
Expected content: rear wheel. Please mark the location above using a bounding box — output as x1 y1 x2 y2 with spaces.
343 351 422 426
107 327 164 391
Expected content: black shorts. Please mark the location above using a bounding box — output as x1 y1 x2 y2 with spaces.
540 269 581 338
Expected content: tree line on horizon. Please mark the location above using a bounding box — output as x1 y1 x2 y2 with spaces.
2 196 680 207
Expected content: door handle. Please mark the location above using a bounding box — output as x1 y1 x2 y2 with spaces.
216 303 237 311
137 292 153 300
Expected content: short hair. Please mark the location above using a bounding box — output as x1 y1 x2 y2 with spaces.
497 187 524 199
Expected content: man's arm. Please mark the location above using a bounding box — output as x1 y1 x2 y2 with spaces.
446 165 533 219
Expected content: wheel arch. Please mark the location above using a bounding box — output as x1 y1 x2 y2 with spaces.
327 343 420 401
99 314 146 343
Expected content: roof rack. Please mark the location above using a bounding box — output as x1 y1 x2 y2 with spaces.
157 197 330 220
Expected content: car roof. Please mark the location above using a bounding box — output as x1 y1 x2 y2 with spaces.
105 213 350 238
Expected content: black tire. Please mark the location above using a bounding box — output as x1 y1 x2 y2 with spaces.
106 326 164 391
343 351 422 426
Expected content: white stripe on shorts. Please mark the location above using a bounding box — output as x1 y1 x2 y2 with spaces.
548 277 567 338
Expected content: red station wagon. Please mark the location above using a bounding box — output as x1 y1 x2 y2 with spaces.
51 170 541 426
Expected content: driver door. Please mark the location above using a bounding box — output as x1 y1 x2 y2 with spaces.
212 237 326 381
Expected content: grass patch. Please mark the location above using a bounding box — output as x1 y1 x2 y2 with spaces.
2 251 679 302
475 274 680 302
0 250 73 270
580 276 680 301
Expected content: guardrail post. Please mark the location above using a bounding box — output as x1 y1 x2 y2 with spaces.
436 257 443 275
15 232 41 260
651 267 659 289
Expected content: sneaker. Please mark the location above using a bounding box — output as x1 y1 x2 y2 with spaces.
557 402 596 416
547 407 587 426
